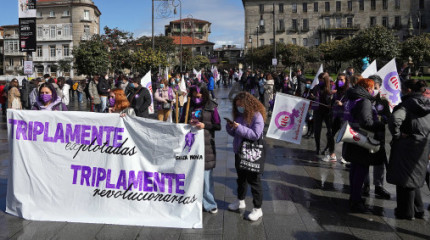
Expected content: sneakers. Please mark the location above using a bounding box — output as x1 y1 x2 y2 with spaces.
322 155 337 162
375 186 391 200
228 199 246 211
209 208 218 214
247 208 263 221
339 156 348 164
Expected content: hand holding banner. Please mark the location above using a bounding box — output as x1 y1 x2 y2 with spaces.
376 58 402 112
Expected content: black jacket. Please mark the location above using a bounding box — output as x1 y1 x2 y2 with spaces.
387 93 430 188
342 86 385 165
97 79 110 96
128 86 151 118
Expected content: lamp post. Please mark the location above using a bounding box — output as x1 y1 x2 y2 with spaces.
272 3 277 69
248 35 253 71
256 26 259 48
173 0 182 72
188 14 194 57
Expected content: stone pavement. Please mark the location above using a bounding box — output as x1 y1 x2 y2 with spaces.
1 87 430 240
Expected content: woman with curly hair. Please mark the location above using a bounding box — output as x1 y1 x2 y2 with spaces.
226 91 266 221
109 88 135 116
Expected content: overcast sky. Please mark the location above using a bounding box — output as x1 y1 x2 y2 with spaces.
0 0 245 48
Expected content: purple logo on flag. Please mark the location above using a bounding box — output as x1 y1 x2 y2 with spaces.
183 131 196 153
383 71 401 103
274 109 300 131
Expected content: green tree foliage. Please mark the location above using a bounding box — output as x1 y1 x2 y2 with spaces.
189 55 210 70
132 48 168 74
318 38 353 73
58 58 73 74
102 27 134 71
352 26 400 62
401 33 430 72
72 35 110 76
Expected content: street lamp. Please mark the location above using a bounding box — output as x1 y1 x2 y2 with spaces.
272 3 277 69
172 0 182 72
248 35 253 71
188 14 194 57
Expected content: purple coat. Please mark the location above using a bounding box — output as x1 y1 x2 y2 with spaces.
226 112 264 154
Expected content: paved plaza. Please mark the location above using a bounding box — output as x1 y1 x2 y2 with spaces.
1 87 430 240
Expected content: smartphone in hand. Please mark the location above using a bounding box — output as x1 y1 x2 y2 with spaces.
224 117 233 124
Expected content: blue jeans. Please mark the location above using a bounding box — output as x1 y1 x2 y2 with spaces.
78 92 83 102
100 96 108 112
203 169 217 211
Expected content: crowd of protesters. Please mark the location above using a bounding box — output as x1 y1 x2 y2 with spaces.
2 63 430 221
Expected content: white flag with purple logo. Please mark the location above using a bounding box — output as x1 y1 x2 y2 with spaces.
193 69 201 82
376 58 402 112
311 64 323 89
361 60 377 78
266 93 310 144
140 71 154 114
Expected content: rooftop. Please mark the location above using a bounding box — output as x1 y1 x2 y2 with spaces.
171 36 214 45
170 18 210 24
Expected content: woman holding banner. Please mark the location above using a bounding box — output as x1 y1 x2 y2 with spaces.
226 92 266 221
32 83 68 111
182 84 221 214
343 78 384 213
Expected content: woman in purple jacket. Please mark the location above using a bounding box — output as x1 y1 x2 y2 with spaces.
226 92 266 221
32 83 68 111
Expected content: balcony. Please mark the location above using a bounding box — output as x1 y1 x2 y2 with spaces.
5 66 15 72
288 27 299 33
37 35 73 42
32 56 65 62
80 17 93 23
318 24 361 32
81 34 92 41
16 66 23 71
4 50 27 56
4 34 19 39
276 27 285 34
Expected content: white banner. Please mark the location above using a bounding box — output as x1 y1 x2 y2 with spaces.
6 110 205 228
140 71 154 114
361 60 377 78
376 58 402 112
24 61 33 75
311 64 323 89
266 93 310 144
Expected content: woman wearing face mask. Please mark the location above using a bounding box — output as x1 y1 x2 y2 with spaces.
171 75 186 120
324 73 350 163
282 76 294 95
32 83 68 111
109 88 135 116
154 78 175 121
343 78 385 213
181 84 221 214
226 92 266 221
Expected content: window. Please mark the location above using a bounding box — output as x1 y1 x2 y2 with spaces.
9 58 14 66
64 25 70 37
84 10 90 20
280 38 284 43
63 10 70 16
419 0 424 9
371 0 376 10
37 46 42 57
314 2 318 12
260 39 264 46
279 19 285 31
37 27 43 37
63 45 69 57
292 19 298 30
325 2 330 12
50 26 56 38
315 38 320 46
84 25 90 34
259 4 264 13
395 0 400 9
303 38 308 46
303 19 309 30
394 16 401 28
348 1 352 11
303 3 308 12
279 3 284 13
292 38 297 45
36 11 42 18
270 39 274 44
50 46 56 57
336 17 341 28
370 17 376 26
49 11 55 17
292 3 297 13
347 17 353 28
336 1 341 11
383 0 388 10
382 17 388 27
359 0 364 10
325 17 330 28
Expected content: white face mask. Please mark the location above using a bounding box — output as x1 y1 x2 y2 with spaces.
372 89 379 97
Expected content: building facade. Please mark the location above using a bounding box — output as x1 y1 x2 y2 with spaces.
171 36 215 57
2 25 26 76
165 18 211 41
214 45 244 65
0 27 4 75
31 0 101 78
243 0 430 50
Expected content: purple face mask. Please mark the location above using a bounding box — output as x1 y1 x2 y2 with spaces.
337 80 345 88
193 97 202 105
109 98 115 107
39 94 52 103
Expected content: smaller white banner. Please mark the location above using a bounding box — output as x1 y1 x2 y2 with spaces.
23 61 33 75
140 71 154 114
361 60 377 78
376 58 402 112
266 93 310 144
311 64 323 89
